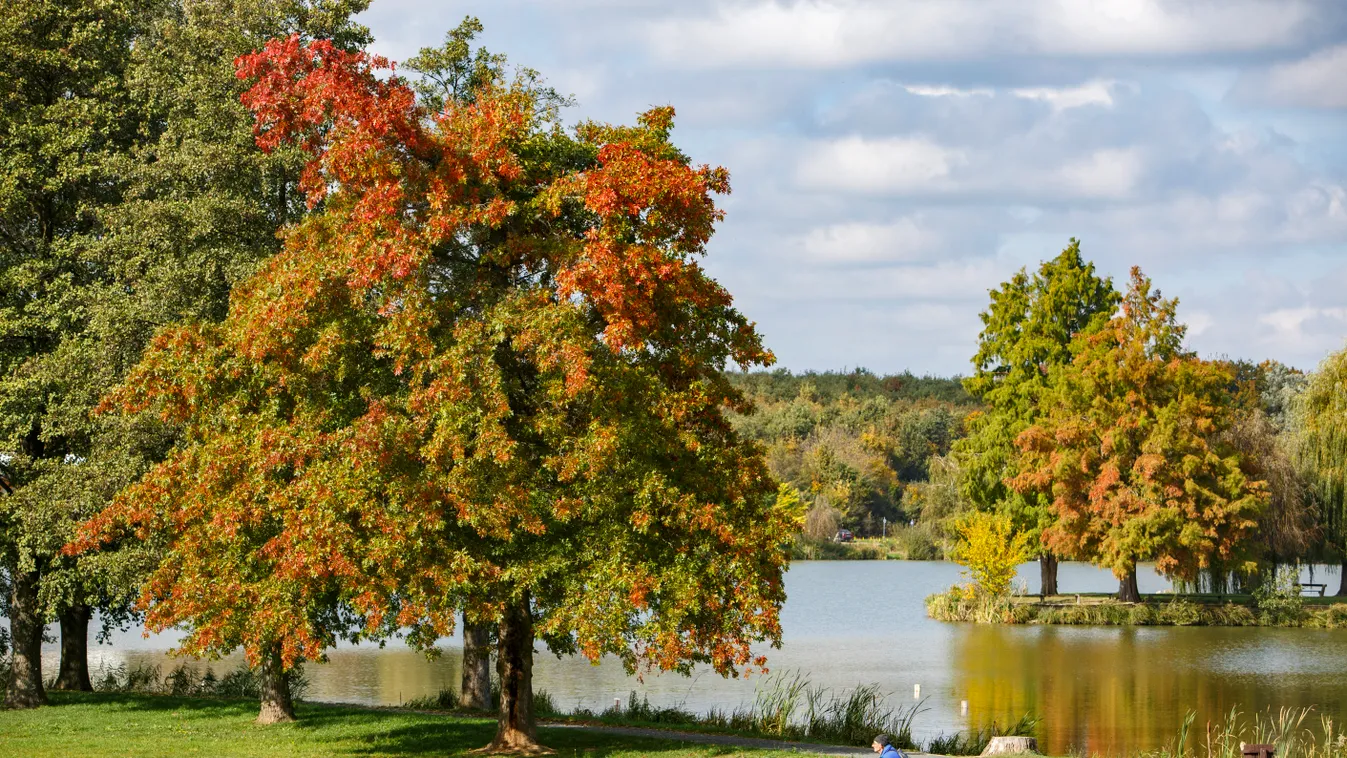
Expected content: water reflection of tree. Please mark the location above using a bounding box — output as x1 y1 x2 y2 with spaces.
949 625 1347 755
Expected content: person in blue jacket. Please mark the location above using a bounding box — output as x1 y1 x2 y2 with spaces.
873 733 906 758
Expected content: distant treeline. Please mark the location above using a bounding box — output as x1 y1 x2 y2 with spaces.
726 369 979 543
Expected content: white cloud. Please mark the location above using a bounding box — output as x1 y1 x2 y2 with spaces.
794 136 964 193
1231 43 1347 109
793 137 1145 200
903 84 995 98
647 0 1323 69
1260 307 1347 335
801 218 943 263
1011 80 1122 110
1053 148 1145 199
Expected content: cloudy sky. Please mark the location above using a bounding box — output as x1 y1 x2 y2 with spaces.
357 0 1347 376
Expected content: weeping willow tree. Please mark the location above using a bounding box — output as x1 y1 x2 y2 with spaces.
1295 345 1347 596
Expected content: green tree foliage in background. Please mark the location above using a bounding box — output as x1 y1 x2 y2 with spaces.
0 0 370 710
0 0 155 709
1012 269 1267 602
1294 344 1347 595
954 239 1119 595
727 369 976 540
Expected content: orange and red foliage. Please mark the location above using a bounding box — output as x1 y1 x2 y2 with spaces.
70 36 793 677
1010 268 1266 583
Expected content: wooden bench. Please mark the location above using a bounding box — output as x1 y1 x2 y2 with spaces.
1300 583 1327 597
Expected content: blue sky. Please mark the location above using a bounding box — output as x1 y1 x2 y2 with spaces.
356 0 1347 376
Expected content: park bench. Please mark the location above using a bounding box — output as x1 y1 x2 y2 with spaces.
1299 583 1327 597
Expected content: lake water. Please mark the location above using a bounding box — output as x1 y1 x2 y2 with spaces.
41 561 1347 755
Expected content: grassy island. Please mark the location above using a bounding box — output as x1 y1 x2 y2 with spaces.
926 590 1347 627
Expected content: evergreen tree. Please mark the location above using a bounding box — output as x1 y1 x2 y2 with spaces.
954 240 1118 595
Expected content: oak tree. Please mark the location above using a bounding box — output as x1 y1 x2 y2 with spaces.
75 27 797 747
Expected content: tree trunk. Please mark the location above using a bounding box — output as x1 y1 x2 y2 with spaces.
1039 553 1059 597
255 649 296 724
1337 559 1347 597
1118 564 1141 603
461 617 493 710
5 569 48 708
484 593 549 754
981 736 1041 756
54 604 93 691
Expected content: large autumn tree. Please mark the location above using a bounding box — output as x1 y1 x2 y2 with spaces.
954 240 1118 595
1010 268 1266 602
1294 344 1347 595
0 0 369 709
74 28 798 748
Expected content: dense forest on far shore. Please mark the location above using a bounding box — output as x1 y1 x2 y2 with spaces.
726 369 979 557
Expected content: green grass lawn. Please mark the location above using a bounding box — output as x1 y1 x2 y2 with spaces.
0 692 827 758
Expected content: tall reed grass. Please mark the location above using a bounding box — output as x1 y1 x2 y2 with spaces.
81 660 308 700
1150 707 1347 758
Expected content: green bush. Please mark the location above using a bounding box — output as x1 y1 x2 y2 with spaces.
1129 603 1156 625
1254 566 1306 625
1157 598 1202 626
404 687 458 710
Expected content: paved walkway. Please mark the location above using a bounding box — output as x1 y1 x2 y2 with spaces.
542 721 925 756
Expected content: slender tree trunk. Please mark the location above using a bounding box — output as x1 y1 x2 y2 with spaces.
485 593 548 754
5 570 48 708
54 604 93 691
461 617 493 710
255 648 296 724
1118 564 1141 603
1337 559 1347 597
1039 553 1059 597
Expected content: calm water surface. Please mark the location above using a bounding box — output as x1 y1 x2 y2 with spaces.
47 561 1347 755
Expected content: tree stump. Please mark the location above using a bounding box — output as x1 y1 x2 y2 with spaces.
981 736 1040 756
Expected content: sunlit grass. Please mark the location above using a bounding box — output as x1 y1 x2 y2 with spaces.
0 691 832 758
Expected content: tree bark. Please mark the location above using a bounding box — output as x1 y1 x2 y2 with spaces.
5 569 48 708
461 617 493 710
1337 559 1347 597
1039 553 1059 597
54 603 93 691
1118 564 1141 603
981 736 1041 756
484 593 549 754
255 649 296 724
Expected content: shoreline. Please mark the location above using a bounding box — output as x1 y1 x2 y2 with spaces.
925 589 1347 627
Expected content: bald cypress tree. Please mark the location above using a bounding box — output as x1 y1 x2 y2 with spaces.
954 240 1119 595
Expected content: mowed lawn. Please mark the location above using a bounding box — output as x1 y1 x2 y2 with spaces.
0 692 821 758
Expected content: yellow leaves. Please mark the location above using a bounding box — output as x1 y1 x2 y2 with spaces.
951 511 1033 599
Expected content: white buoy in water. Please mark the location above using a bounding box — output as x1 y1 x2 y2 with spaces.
961 700 969 716
914 684 921 699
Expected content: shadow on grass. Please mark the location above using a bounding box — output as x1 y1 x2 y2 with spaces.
43 692 758 757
